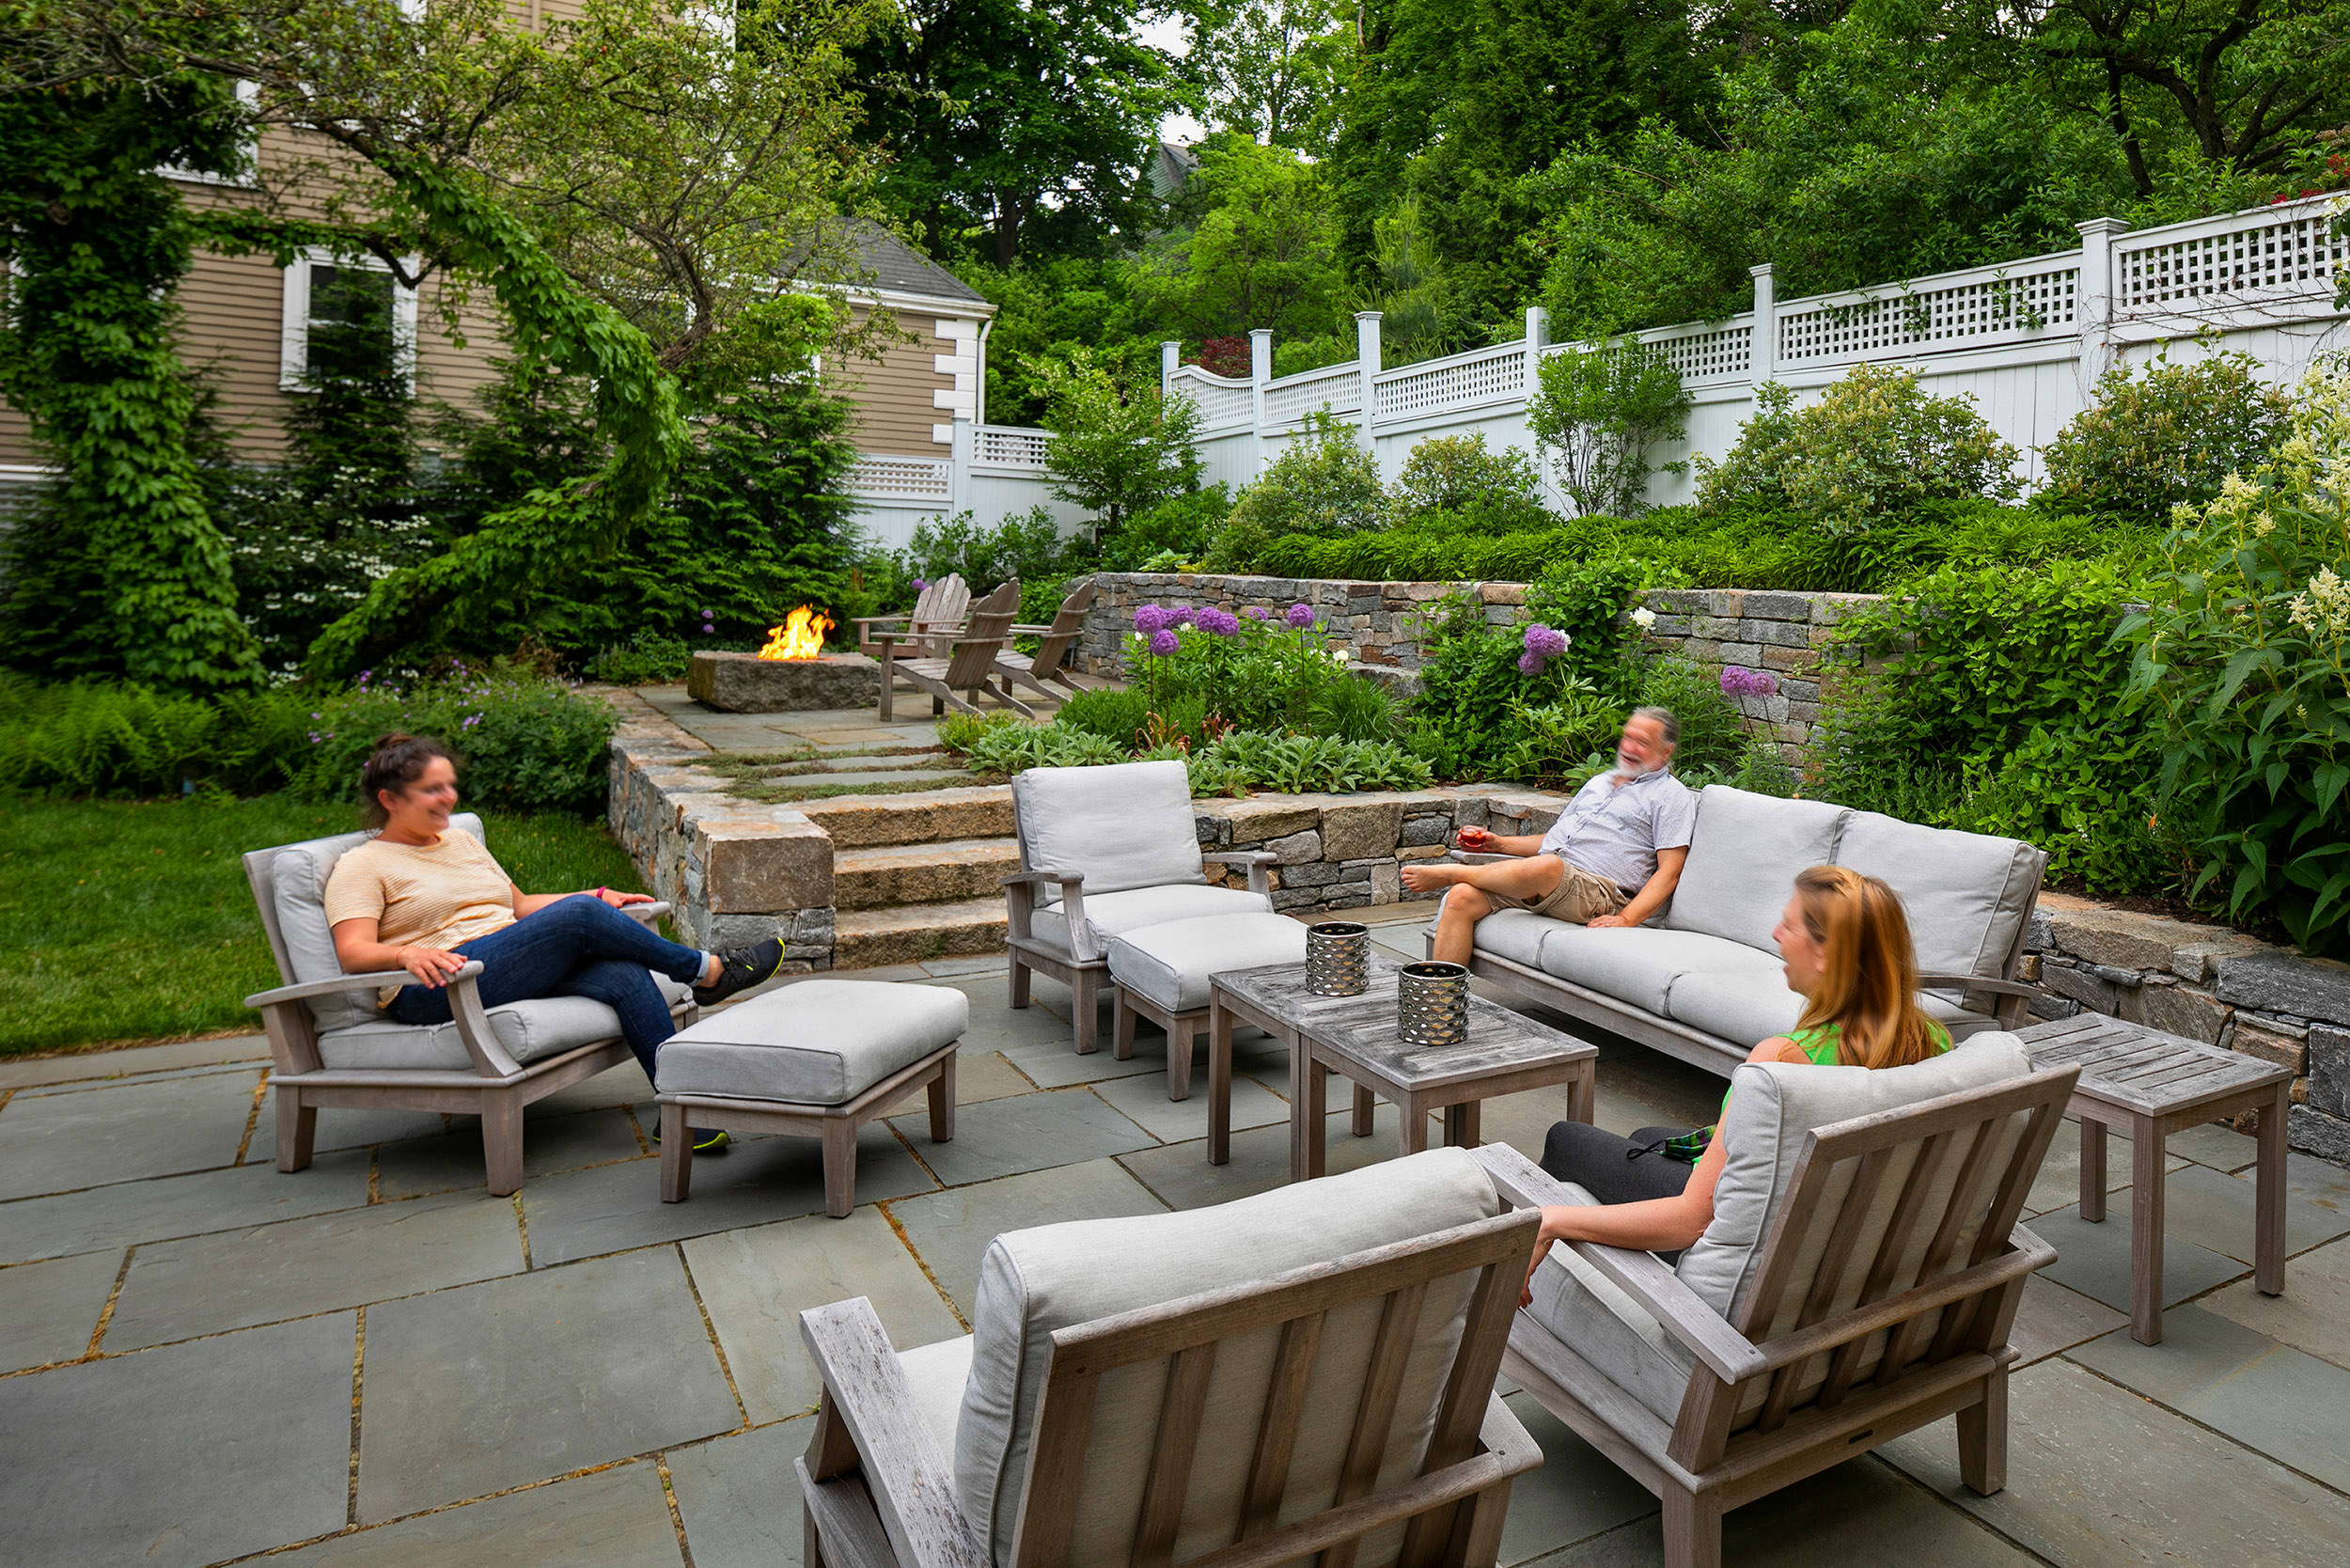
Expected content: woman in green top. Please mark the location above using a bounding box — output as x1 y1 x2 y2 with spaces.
1530 864 1953 1278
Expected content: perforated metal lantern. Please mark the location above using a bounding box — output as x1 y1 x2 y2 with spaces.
1305 921 1371 996
1397 961 1470 1047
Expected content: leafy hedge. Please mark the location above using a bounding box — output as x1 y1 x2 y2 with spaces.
952 719 1432 796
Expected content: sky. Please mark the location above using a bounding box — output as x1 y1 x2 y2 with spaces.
1138 12 1208 146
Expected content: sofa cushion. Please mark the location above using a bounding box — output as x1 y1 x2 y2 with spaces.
1662 788 1847 953
1530 925 1775 1017
1106 913 1308 1014
312 980 686 1072
655 980 966 1104
896 1332 973 1465
1833 810 2041 980
955 1147 1500 1567
1525 1228 1694 1426
1452 906 1549 969
1014 760 1204 897
1028 883 1273 958
1674 1032 2032 1327
1664 967 2001 1054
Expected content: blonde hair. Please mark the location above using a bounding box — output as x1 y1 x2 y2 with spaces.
1790 865 1942 1070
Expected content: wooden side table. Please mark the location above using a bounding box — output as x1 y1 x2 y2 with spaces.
2018 1012 2292 1345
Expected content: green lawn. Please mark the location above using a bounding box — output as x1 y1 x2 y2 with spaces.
0 794 650 1056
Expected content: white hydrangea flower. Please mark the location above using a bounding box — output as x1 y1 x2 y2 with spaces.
1629 606 1657 631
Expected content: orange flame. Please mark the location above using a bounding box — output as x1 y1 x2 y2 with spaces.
758 605 833 660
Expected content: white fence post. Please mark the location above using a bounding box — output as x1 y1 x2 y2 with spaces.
2075 218 2128 388
949 416 974 513
1355 310 1383 447
1524 305 1548 399
1160 338 1181 400
1748 263 1777 383
1250 327 1274 478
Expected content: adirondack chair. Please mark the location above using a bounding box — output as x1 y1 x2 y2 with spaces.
874 580 1025 721
795 1148 1546 1568
241 814 694 1196
1473 1035 2078 1568
855 572 971 661
994 577 1097 704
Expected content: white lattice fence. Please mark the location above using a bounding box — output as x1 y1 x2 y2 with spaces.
1374 343 1527 420
1777 259 2080 368
1262 365 1362 427
846 454 951 502
2117 200 2350 315
974 425 1050 469
1168 368 1256 430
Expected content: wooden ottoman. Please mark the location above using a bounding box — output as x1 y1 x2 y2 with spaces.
654 980 965 1217
1106 912 1309 1101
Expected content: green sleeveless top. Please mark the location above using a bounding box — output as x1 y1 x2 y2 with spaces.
1653 1019 1952 1163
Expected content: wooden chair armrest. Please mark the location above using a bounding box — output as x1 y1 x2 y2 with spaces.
619 901 671 926
1472 1144 1768 1385
852 615 913 629
1202 851 1277 897
799 1299 989 1568
245 961 484 1009
1449 852 1515 866
1478 1388 1545 1478
1001 869 1084 889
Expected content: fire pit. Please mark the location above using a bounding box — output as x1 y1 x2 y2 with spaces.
686 606 885 713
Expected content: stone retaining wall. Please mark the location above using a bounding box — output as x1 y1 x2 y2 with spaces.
1198 788 1573 914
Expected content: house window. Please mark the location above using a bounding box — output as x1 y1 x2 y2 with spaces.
279 251 417 392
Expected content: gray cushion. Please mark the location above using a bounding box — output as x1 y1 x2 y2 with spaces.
1014 760 1204 896
1028 883 1273 958
955 1147 1500 1567
1524 1211 1694 1426
1675 1032 2032 1327
312 980 688 1072
1532 925 1771 1016
1459 906 1549 969
1833 810 2041 980
655 980 967 1104
897 1332 973 1464
1662 788 1847 952
1106 913 1308 1013
1664 965 2000 1052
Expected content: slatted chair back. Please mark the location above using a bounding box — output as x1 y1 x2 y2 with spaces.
1006 1208 1539 1568
1024 578 1097 682
911 572 971 651
941 582 1020 690
1671 1063 2077 1469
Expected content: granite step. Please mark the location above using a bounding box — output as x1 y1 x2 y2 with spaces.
832 897 1009 969
833 838 1022 911
799 784 1015 848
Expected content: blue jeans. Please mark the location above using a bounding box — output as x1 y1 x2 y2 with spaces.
384 896 702 1078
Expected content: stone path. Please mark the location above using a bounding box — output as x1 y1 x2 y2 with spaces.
6 915 2350 1567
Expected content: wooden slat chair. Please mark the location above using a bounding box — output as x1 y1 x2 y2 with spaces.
796 1148 1546 1568
1474 1036 2078 1568
994 577 1098 704
242 814 695 1196
856 572 971 661
875 580 1026 721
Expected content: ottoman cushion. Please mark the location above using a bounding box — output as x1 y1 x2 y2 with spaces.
1106 912 1309 1014
656 980 967 1104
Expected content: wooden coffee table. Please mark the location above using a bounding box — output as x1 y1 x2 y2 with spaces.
1209 954 1597 1180
2018 1012 2293 1345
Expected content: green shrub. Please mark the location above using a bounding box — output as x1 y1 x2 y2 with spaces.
960 720 1432 796
2039 352 2290 527
1124 604 1360 735
1390 433 1554 532
1055 686 1154 747
1101 486 1231 571
586 629 694 686
1502 679 1625 782
963 722 1128 775
1693 382 1801 510
1305 674 1406 744
2125 366 2350 951
904 508 1093 627
1206 412 1386 568
1730 735 1800 798
1633 655 1747 776
936 710 1021 752
1528 340 1691 517
0 679 263 796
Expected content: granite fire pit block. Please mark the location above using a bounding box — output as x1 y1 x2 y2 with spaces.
687 651 884 713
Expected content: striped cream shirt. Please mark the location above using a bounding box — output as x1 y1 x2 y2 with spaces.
322 831 518 1004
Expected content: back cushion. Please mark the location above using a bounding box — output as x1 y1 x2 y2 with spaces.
956 1148 1500 1567
1833 810 2042 980
1661 788 1848 952
1014 760 1203 896
264 815 487 1033
1675 1032 2032 1325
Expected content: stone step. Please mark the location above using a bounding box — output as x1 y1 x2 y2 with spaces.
832 897 1008 969
800 784 1014 849
833 838 1022 911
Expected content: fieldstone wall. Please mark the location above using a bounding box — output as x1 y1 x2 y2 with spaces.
1198 787 1573 913
2022 892 2350 1161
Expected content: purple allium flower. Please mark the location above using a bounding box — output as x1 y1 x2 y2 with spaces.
1134 604 1169 634
702 624 713 634
1518 651 1548 675
1196 607 1241 636
1523 623 1570 659
1719 665 1778 698
1170 607 1195 628
1148 628 1181 656
1243 605 1269 619
1285 603 1316 630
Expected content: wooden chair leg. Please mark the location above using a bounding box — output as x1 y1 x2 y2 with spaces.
1167 1015 1195 1103
1957 1364 2009 1496
1009 958 1032 1010
274 1090 316 1174
482 1093 525 1197
928 1052 956 1143
822 1114 858 1218
659 1102 692 1202
1660 1488 1722 1568
1113 993 1137 1061
1073 967 1101 1055
1452 1478 1517 1568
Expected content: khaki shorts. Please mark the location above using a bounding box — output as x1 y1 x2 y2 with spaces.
1487 858 1630 923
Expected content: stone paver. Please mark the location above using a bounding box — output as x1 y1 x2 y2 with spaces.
886 1157 1167 1316
0 1069 262 1198
1086 1064 1293 1143
0 1247 119 1372
1115 1105 1402 1211
0 1033 269 1090
245 1105 453 1162
682 1207 962 1423
2028 1205 2250 1312
1494 1391 1658 1563
355 1248 738 1522
2022 1122 2184 1217
0 1147 370 1263
887 1083 1157 1185
668 1419 811 1568
2203 1232 2350 1370
370 1106 647 1200
266 1463 683 1566
104 1189 525 1350
2004 1273 2129 1366
2170 1121 2260 1172
0 1311 356 1568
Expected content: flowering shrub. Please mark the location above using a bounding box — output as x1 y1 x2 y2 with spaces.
290 661 619 815
2039 353 2289 527
1123 600 1361 732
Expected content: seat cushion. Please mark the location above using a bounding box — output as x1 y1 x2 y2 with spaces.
1833 810 2042 981
956 1147 1500 1567
1525 1228 1694 1426
897 1332 974 1464
655 980 967 1104
1531 924 1775 1017
311 980 686 1072
1661 788 1848 952
1455 906 1550 969
1106 912 1308 1014
1028 883 1273 958
1675 1032 2033 1325
1014 760 1205 896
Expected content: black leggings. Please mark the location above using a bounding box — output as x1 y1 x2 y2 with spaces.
1539 1121 1700 1262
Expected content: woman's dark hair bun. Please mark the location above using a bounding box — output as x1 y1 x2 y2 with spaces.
360 733 457 827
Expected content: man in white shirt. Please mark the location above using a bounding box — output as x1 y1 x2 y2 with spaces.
1402 708 1697 964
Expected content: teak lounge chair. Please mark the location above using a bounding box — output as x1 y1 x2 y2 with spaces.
994 577 1097 704
242 813 694 1196
874 580 1026 721
855 571 970 660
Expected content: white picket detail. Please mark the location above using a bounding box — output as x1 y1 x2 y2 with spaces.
1373 341 1528 420
2115 196 2349 315
1167 367 1256 430
973 425 1050 469
1262 363 1363 427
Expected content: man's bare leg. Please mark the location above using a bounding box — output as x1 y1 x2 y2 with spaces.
1422 856 1569 964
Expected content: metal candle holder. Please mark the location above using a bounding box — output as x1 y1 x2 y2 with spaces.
1304 921 1371 996
1398 961 1470 1047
